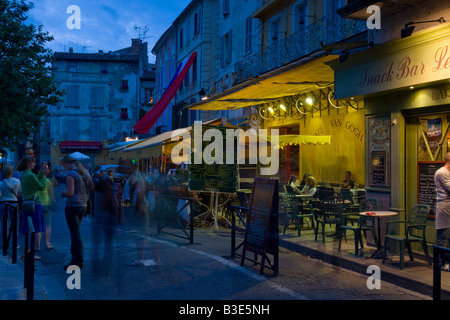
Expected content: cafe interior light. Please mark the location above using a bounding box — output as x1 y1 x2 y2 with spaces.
279 104 286 111
306 97 313 105
401 17 446 38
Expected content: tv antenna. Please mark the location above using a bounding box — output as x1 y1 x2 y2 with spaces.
134 25 153 41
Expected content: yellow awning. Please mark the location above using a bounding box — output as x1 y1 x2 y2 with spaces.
190 52 337 111
274 134 331 149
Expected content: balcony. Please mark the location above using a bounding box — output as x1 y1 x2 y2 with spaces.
234 12 366 84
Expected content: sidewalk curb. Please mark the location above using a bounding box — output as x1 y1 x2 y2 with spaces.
279 238 450 299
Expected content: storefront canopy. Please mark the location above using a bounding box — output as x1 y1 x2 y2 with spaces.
273 134 331 149
60 141 102 151
189 52 337 111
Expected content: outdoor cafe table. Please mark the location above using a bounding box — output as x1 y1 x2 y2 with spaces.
295 194 314 203
359 210 398 258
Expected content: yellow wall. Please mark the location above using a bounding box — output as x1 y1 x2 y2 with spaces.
265 106 365 186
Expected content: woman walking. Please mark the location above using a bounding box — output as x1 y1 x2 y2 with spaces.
61 155 90 270
17 156 47 260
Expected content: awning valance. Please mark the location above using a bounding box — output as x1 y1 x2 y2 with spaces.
274 134 331 149
189 52 337 111
60 141 102 151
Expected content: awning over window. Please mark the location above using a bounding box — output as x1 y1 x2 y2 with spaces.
60 141 102 151
133 51 198 134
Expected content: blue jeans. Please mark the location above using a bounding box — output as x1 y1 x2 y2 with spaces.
65 206 86 265
436 228 450 266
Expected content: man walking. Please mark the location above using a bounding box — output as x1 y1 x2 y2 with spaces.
434 152 450 271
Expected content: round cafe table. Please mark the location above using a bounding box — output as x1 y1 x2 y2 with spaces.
359 211 398 258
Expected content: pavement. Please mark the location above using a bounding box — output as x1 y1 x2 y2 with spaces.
1 188 449 300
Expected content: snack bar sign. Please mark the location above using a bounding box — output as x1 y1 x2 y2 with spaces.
331 25 450 99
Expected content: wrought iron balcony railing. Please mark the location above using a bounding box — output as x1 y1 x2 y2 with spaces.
234 12 366 84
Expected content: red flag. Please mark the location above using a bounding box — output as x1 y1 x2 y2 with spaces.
133 51 198 134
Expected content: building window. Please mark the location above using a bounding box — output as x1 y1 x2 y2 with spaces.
194 11 201 35
245 16 253 54
270 19 280 45
65 85 79 107
67 119 80 140
294 4 307 32
220 30 232 67
180 28 183 49
90 86 105 107
223 0 230 16
184 69 190 88
185 21 191 46
100 63 108 73
121 108 128 120
121 80 129 90
90 119 101 140
192 55 198 83
144 88 153 104
68 62 77 72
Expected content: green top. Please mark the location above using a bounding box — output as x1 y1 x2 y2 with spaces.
37 178 53 206
20 169 46 202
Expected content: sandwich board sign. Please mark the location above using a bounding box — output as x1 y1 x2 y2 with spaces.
240 177 279 275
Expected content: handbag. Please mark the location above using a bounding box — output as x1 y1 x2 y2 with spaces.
22 194 36 215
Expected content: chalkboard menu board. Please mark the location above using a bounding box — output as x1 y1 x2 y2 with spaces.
418 161 444 217
241 177 278 275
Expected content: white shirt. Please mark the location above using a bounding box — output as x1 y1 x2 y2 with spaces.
0 178 22 202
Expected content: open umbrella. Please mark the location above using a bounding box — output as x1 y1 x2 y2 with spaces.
60 151 90 161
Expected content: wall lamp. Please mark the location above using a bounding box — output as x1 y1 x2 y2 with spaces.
199 88 208 100
401 17 446 38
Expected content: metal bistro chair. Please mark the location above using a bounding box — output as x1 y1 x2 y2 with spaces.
314 196 344 243
340 189 359 225
383 204 431 269
279 193 314 237
338 199 378 256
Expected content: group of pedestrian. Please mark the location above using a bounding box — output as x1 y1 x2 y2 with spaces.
0 155 93 270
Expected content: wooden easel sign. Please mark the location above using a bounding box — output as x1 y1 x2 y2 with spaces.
240 177 279 275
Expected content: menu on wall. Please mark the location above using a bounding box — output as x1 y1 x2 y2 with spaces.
371 151 386 186
418 161 444 218
368 116 391 187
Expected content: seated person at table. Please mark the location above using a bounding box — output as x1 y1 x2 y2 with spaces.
289 175 301 188
342 171 355 189
299 173 312 188
301 176 317 196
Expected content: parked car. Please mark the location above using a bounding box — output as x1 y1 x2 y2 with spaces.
92 165 128 187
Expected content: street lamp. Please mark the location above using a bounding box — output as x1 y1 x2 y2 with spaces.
401 17 446 38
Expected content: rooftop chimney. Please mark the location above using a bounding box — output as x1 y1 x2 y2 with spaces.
131 39 142 54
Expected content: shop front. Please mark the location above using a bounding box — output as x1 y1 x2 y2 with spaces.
259 86 366 189
329 23 450 249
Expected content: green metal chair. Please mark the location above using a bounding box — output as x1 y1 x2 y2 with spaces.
314 196 344 243
338 198 378 256
382 204 431 269
279 193 314 236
